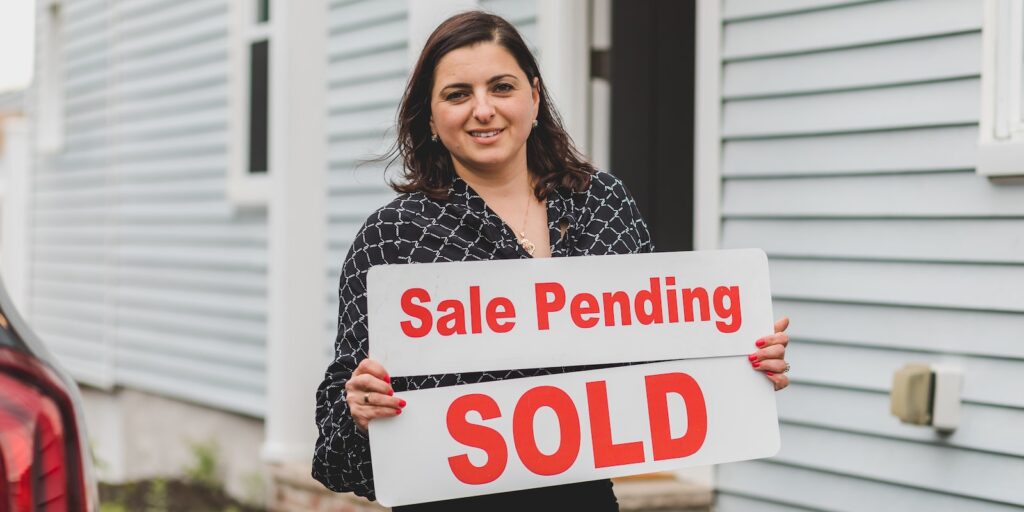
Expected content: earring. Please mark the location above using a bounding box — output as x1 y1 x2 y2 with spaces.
532 119 539 128
431 133 438 142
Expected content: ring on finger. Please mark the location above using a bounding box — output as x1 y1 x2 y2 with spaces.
783 363 791 374
363 392 370 405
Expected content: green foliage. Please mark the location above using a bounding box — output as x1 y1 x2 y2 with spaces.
144 478 169 512
184 439 222 489
98 503 127 512
240 470 266 505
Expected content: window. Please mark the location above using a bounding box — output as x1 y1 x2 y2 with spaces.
228 0 273 206
978 0 1024 177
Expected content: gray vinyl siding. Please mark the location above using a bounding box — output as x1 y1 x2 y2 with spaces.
31 0 267 417
323 0 408 352
323 0 538 354
715 0 1024 510
0 91 24 114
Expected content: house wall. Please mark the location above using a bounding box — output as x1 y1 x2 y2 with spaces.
712 0 1024 510
30 0 268 417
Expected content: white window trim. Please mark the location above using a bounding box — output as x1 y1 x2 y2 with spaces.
36 0 64 154
694 0 722 251
227 0 272 208
978 0 1024 178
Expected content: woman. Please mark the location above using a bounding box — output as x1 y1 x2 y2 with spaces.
313 11 790 510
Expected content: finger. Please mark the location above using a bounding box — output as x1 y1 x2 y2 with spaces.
755 332 789 349
752 358 788 373
774 316 790 334
353 405 403 431
353 357 391 383
764 372 789 391
348 373 394 396
353 390 406 411
748 344 785 363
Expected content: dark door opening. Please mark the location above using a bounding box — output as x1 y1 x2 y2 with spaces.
610 0 696 252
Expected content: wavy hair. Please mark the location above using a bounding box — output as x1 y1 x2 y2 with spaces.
385 11 595 200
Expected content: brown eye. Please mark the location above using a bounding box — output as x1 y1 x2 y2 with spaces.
445 91 468 101
494 83 514 93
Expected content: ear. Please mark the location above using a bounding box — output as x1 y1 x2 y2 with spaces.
429 116 436 136
531 77 540 117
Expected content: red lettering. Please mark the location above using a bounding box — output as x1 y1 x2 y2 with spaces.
713 285 742 334
469 285 482 334
681 288 710 322
645 372 707 461
513 386 581 476
602 291 632 326
569 293 600 328
485 297 516 333
399 288 432 338
534 282 566 330
665 277 679 323
447 394 508 485
634 277 664 325
586 381 645 468
437 299 467 336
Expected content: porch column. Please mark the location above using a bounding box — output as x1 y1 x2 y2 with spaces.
262 0 329 463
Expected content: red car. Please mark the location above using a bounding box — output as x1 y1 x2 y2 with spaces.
0 280 98 512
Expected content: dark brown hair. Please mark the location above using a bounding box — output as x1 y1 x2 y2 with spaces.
386 11 594 200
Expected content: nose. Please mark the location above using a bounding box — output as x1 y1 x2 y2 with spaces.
472 96 496 123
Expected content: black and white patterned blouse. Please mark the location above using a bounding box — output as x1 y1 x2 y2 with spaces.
312 170 653 501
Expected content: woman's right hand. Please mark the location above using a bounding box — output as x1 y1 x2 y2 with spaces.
345 357 406 432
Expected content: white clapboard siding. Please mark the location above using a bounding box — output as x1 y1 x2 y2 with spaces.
770 425 1024 506
769 258 1024 313
779 384 1024 457
723 32 981 99
715 1 1024 510
723 170 1024 217
723 0 873 22
29 0 269 416
723 125 977 177
723 0 981 61
718 461 1024 512
30 1 115 389
786 342 1024 408
772 299 1024 359
722 78 978 138
323 0 408 352
322 0 539 353
723 219 1024 264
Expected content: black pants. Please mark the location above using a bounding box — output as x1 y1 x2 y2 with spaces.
392 479 619 511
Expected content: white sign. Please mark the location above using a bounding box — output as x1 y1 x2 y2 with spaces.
367 249 780 506
368 249 773 376
370 357 779 507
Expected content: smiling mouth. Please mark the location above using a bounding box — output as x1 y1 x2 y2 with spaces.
468 128 504 139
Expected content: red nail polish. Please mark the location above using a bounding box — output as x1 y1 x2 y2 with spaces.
385 374 391 384
399 399 407 408
748 353 757 361
756 339 766 347
766 371 774 376
752 362 760 368
395 408 402 415
387 389 393 396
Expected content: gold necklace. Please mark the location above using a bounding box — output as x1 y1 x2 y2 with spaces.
516 192 536 256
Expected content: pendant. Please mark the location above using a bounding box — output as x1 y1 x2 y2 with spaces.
518 232 536 256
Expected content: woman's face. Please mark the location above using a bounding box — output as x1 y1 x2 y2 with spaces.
429 42 540 177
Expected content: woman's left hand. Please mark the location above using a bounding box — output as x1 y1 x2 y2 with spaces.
750 317 790 391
